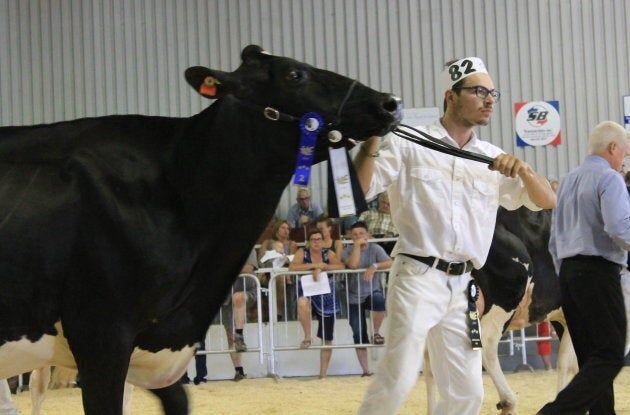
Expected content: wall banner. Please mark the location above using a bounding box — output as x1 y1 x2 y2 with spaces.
623 95 630 131
514 100 561 147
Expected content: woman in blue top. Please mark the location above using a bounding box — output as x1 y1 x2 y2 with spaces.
290 229 344 378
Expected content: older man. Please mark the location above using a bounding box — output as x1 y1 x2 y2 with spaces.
286 188 324 228
358 192 397 237
538 121 630 415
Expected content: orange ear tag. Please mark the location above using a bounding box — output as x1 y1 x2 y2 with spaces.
200 76 220 97
199 83 216 97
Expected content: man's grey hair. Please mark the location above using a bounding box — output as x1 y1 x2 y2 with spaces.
588 121 629 154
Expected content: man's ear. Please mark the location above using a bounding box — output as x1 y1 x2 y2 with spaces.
184 66 235 99
445 89 457 105
607 141 617 155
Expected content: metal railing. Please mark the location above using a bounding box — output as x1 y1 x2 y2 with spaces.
194 273 265 365
265 268 389 375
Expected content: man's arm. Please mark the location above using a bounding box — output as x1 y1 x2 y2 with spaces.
286 206 298 228
491 154 557 209
601 173 630 250
355 136 381 194
345 239 365 269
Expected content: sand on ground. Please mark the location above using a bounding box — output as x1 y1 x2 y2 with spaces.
9 367 630 414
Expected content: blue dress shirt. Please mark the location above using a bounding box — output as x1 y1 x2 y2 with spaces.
549 155 630 271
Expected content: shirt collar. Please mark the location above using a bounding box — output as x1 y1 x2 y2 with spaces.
586 154 612 168
433 120 480 149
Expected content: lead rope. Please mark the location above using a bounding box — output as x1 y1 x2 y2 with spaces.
393 124 494 165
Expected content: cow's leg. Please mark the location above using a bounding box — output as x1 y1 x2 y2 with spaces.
69 329 133 415
0 379 18 415
76 356 129 415
555 322 577 392
547 309 578 392
148 382 188 415
49 367 78 389
29 367 51 415
481 306 518 415
122 383 135 415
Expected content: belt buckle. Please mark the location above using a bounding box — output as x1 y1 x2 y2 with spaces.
446 261 464 275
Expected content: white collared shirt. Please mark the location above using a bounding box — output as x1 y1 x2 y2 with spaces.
367 121 539 269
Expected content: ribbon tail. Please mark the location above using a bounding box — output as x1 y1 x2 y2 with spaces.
327 149 367 218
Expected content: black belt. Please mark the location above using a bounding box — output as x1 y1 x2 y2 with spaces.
401 253 474 276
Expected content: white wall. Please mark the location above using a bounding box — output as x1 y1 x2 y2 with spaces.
1 0 628 219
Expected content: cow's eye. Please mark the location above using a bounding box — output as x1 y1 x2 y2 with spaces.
285 70 304 83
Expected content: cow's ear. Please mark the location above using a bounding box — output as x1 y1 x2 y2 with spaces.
241 44 271 66
184 66 234 99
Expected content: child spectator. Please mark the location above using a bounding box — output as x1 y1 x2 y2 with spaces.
342 221 392 376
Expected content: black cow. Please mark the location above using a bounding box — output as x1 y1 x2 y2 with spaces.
426 206 575 415
0 45 401 415
472 207 575 415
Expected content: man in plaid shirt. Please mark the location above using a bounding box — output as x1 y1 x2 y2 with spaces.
358 192 397 237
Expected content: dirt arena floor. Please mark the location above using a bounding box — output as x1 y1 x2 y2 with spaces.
9 367 630 414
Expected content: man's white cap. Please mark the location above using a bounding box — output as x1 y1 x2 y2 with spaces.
438 57 488 95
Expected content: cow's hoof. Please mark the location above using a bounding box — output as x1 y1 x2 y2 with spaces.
496 400 516 415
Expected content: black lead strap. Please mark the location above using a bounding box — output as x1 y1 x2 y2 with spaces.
393 124 495 165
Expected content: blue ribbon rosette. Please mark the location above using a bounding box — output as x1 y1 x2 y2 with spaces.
292 112 323 186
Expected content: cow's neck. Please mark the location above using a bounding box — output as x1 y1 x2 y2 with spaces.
175 99 300 236
152 99 307 338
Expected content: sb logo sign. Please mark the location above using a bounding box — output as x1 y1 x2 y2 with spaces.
526 106 549 126
514 101 561 147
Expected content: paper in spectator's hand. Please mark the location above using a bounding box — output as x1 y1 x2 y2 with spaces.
300 272 331 297
272 257 286 269
260 250 283 264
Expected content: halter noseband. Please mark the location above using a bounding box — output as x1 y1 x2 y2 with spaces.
233 80 359 136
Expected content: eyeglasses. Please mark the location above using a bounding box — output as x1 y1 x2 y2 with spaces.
309 237 323 242
298 197 311 201
453 85 500 102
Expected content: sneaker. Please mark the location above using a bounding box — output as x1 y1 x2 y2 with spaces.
372 334 385 345
233 372 247 382
193 377 207 385
234 333 248 352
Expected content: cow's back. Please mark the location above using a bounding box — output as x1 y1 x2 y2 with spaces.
0 115 191 345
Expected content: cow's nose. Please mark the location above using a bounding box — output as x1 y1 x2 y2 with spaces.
382 95 403 122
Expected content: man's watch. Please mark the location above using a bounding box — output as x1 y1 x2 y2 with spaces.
372 263 379 270
362 145 380 158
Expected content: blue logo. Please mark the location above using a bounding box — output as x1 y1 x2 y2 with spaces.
526 106 549 127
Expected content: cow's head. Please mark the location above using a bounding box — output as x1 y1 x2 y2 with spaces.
185 45 402 145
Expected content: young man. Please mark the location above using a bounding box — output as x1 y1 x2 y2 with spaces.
342 221 393 376
354 57 556 414
538 121 630 415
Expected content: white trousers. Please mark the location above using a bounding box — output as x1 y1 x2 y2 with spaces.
357 255 483 415
0 380 17 415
